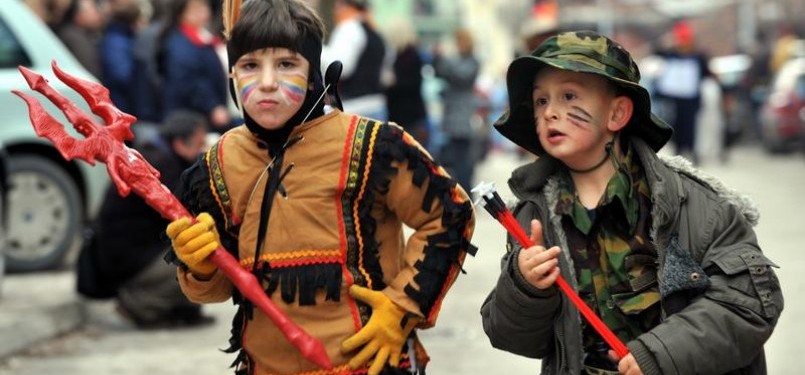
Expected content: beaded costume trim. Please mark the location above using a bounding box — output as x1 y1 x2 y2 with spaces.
207 133 240 235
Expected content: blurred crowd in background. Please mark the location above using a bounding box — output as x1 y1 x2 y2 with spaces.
19 0 805 166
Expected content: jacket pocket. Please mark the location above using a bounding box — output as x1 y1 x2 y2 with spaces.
709 248 782 319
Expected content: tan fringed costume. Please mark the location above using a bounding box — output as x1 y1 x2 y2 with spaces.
175 110 476 374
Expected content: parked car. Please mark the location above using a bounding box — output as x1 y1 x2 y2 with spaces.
759 56 805 153
1 1 109 272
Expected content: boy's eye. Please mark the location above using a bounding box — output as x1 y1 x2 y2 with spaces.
278 60 297 69
563 92 577 101
534 97 548 107
237 61 259 71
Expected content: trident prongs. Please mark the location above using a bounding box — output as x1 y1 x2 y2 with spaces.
12 61 152 196
17 61 136 141
51 60 137 137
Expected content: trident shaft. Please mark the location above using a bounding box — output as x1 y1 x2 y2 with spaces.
12 61 332 369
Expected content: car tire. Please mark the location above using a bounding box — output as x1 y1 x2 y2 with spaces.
5 155 82 272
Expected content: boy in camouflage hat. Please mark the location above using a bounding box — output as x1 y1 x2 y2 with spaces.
481 30 782 375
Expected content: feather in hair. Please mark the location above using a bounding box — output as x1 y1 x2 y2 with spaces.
222 0 243 40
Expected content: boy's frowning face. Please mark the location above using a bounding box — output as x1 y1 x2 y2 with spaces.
531 66 624 169
232 48 310 130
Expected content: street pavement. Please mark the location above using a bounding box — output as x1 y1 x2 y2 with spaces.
0 144 803 374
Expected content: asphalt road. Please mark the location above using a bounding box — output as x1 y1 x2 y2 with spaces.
1 144 803 375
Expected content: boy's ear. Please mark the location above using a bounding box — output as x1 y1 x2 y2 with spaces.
607 96 633 132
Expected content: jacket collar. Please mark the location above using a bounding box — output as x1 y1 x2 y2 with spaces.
508 136 681 230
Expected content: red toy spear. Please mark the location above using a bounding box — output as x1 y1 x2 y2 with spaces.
12 61 332 369
472 181 630 358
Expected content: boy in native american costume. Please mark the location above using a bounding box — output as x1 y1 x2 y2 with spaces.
165 1 476 374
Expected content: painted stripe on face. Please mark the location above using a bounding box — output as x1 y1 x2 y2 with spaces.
237 75 259 104
568 106 593 125
279 72 307 104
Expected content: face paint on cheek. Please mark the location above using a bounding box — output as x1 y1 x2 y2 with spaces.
237 75 259 104
278 72 307 105
567 106 593 127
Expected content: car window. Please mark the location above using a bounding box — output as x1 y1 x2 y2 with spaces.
0 16 31 68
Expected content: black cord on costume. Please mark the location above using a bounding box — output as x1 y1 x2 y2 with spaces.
251 135 303 276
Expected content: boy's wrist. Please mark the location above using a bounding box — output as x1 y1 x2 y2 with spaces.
627 339 662 375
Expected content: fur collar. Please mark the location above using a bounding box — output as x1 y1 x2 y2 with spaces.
657 154 759 227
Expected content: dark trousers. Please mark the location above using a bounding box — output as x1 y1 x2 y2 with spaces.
117 255 198 323
440 137 475 192
668 97 701 157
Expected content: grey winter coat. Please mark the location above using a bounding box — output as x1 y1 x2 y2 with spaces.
433 53 480 138
480 137 783 375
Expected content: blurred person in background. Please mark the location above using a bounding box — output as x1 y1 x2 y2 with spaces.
100 0 146 114
78 110 214 329
131 0 169 125
382 18 430 148
322 0 387 119
653 20 712 164
520 15 559 57
694 74 727 164
159 0 231 132
23 0 53 25
25 0 70 31
433 27 481 192
56 0 105 78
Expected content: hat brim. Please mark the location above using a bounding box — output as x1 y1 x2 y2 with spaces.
494 56 672 156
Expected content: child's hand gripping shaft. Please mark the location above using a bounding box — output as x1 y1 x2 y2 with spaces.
518 220 563 290
167 213 220 278
509 216 630 358
341 285 420 375
166 213 333 369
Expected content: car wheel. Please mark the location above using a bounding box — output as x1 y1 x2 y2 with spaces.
5 155 82 272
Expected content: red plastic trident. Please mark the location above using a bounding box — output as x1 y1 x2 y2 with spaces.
472 181 630 358
12 61 332 369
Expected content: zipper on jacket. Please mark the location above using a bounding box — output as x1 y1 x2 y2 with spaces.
554 310 566 373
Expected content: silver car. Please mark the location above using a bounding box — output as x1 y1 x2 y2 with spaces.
1 1 109 272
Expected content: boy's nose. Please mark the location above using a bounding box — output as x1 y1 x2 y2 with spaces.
542 102 560 121
259 70 280 91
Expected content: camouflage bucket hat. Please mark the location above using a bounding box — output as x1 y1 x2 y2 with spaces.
494 30 672 156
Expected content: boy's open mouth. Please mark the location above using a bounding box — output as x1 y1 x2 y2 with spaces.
548 129 566 138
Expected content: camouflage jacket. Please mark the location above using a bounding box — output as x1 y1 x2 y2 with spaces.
481 137 783 375
554 145 661 367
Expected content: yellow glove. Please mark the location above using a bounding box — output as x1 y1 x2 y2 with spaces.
341 285 420 375
166 213 220 278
